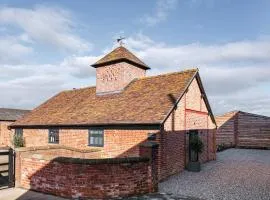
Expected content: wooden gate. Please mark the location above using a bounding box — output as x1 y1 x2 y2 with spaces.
0 148 15 188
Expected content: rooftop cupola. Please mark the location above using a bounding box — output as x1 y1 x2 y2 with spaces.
91 46 150 94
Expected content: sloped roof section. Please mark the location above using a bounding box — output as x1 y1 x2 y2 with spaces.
11 69 198 127
0 108 30 121
92 46 150 70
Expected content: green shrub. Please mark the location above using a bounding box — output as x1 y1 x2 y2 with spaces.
13 134 24 148
189 135 204 162
190 135 204 153
217 143 225 152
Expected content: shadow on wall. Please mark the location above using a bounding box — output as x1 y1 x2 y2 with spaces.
216 113 237 150
15 155 154 199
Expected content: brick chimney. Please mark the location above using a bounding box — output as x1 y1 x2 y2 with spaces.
91 46 150 94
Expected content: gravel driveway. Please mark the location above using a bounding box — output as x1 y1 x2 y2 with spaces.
159 149 270 200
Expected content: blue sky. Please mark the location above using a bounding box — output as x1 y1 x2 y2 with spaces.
0 0 270 116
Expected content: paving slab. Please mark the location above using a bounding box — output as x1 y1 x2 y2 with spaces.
0 188 67 200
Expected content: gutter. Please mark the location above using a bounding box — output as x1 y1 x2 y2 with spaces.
9 122 161 130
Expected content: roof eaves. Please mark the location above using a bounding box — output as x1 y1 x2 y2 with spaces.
91 58 150 70
9 122 162 129
196 73 217 127
0 119 16 122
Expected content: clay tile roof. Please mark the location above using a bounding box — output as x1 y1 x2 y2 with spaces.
11 69 198 127
0 108 30 121
92 46 150 70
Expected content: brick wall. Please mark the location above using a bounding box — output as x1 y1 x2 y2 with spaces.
19 129 156 158
16 148 155 199
160 77 216 180
96 62 146 94
0 121 14 147
15 146 101 188
158 131 186 180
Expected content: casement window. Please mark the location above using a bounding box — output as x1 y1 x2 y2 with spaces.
48 129 59 144
15 128 23 137
88 129 104 147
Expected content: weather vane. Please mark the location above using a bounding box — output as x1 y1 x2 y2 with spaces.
117 36 125 46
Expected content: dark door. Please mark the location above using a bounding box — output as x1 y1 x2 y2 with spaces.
189 130 199 162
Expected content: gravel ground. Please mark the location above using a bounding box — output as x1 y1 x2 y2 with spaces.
159 149 270 200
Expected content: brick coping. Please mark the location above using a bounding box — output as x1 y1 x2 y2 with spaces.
22 154 149 164
52 156 149 164
15 145 101 153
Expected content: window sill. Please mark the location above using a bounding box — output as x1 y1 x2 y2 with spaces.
88 145 104 148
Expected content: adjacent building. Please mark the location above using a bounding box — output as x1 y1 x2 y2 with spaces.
216 111 270 149
0 108 30 147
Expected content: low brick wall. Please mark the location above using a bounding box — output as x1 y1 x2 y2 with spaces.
15 146 156 199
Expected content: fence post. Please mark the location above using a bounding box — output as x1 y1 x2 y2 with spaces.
8 148 14 187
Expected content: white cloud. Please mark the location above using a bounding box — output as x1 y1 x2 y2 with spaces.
0 4 95 109
133 40 270 68
0 5 91 52
140 0 178 26
60 55 100 78
122 34 270 116
0 36 33 64
0 60 97 109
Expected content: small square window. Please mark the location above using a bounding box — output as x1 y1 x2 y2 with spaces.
15 128 23 137
48 129 59 144
88 129 104 147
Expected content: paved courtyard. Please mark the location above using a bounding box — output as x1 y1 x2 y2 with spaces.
159 149 270 200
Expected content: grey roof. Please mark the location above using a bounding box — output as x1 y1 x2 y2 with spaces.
0 108 31 121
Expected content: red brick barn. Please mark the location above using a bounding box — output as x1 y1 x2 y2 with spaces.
216 111 270 149
0 108 30 147
11 46 216 180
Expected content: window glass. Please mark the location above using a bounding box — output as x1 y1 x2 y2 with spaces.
15 128 23 137
88 129 104 147
48 129 59 144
